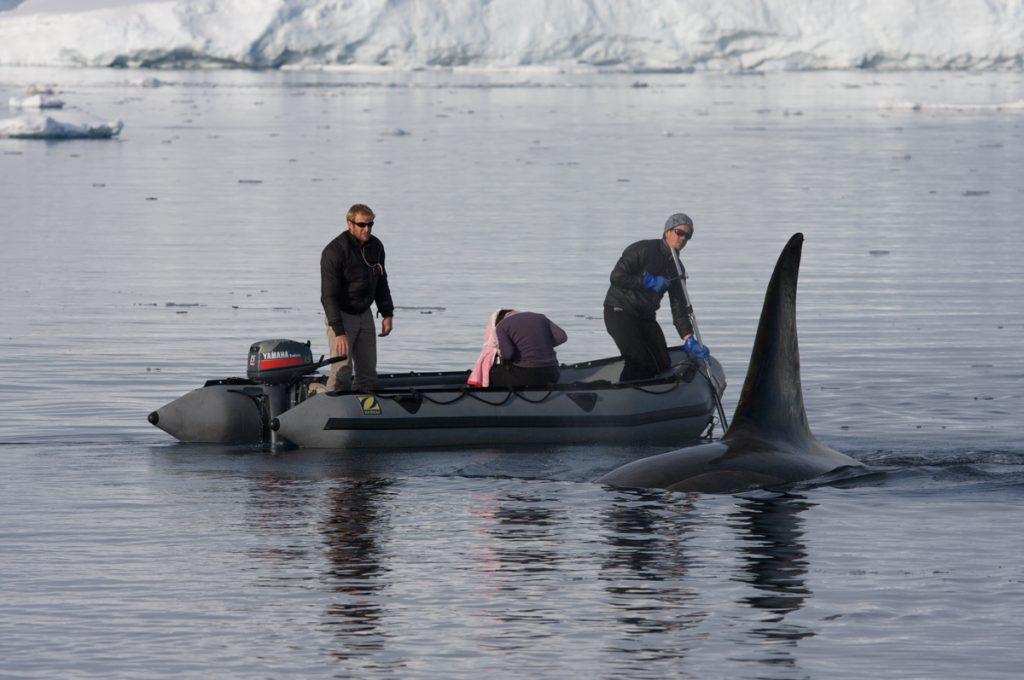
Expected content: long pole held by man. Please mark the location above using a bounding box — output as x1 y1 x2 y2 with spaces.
669 241 730 431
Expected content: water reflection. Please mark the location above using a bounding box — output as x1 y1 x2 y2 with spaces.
600 491 704 661
488 491 565 573
471 489 567 649
245 473 316 565
601 491 699 581
730 495 814 671
595 491 816 672
319 478 394 661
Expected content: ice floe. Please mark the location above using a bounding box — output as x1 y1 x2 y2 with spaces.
8 94 64 109
0 111 123 139
133 76 163 88
25 82 57 95
884 100 1024 112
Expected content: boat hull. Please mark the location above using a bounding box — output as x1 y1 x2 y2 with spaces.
149 381 264 444
275 378 717 449
149 348 725 450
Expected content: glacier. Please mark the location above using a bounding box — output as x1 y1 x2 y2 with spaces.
0 0 1022 71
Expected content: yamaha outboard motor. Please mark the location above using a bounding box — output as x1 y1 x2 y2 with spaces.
248 339 315 384
248 339 330 449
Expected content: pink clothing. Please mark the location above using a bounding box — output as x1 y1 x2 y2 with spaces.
467 310 502 387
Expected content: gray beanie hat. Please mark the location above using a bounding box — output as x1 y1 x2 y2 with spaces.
664 212 694 234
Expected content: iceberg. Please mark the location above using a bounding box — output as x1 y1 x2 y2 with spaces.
9 94 64 108
0 112 123 139
0 0 1022 72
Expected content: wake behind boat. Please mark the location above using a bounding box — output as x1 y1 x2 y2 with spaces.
148 340 726 450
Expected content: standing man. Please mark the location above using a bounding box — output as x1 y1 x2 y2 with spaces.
321 203 394 391
603 213 699 381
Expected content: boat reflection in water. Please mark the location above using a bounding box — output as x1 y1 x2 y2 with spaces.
238 469 814 672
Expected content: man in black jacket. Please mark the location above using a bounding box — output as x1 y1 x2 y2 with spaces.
603 213 696 381
320 204 395 391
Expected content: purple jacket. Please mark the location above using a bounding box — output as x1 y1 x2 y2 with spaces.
496 312 568 368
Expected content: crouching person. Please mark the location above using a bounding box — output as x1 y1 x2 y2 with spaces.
488 309 567 387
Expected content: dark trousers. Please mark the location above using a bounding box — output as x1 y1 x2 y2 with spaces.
489 363 560 387
604 307 670 382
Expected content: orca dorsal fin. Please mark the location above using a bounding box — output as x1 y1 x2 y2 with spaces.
725 233 814 444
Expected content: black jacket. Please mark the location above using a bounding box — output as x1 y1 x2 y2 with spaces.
603 238 693 338
320 232 394 335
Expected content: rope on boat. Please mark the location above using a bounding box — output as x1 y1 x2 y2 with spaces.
378 375 686 409
511 389 555 404
415 390 468 405
413 388 517 407
463 390 517 406
414 387 551 406
628 380 682 395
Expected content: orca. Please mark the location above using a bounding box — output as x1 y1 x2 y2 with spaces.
597 233 864 494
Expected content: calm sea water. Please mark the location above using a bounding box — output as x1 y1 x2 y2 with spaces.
1 66 1022 678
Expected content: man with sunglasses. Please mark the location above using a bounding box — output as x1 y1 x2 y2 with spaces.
603 213 700 381
320 203 395 391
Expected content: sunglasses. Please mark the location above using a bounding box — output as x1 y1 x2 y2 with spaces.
672 229 693 239
350 220 374 228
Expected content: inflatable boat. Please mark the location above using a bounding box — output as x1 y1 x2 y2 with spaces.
148 339 727 449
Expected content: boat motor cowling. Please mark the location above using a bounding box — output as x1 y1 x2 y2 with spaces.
247 339 316 385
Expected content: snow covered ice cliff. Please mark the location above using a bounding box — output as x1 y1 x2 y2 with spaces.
0 0 1022 71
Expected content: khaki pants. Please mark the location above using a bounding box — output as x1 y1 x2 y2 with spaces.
326 309 378 391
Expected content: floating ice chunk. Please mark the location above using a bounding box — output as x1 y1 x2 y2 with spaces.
0 112 123 139
133 77 163 88
9 94 64 109
884 100 1024 112
25 83 57 95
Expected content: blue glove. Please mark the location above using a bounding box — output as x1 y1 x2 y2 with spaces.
684 335 710 360
642 272 670 293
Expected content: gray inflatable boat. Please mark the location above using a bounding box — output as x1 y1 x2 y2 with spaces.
149 339 726 449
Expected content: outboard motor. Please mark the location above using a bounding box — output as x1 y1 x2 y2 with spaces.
248 339 315 384
247 339 331 449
